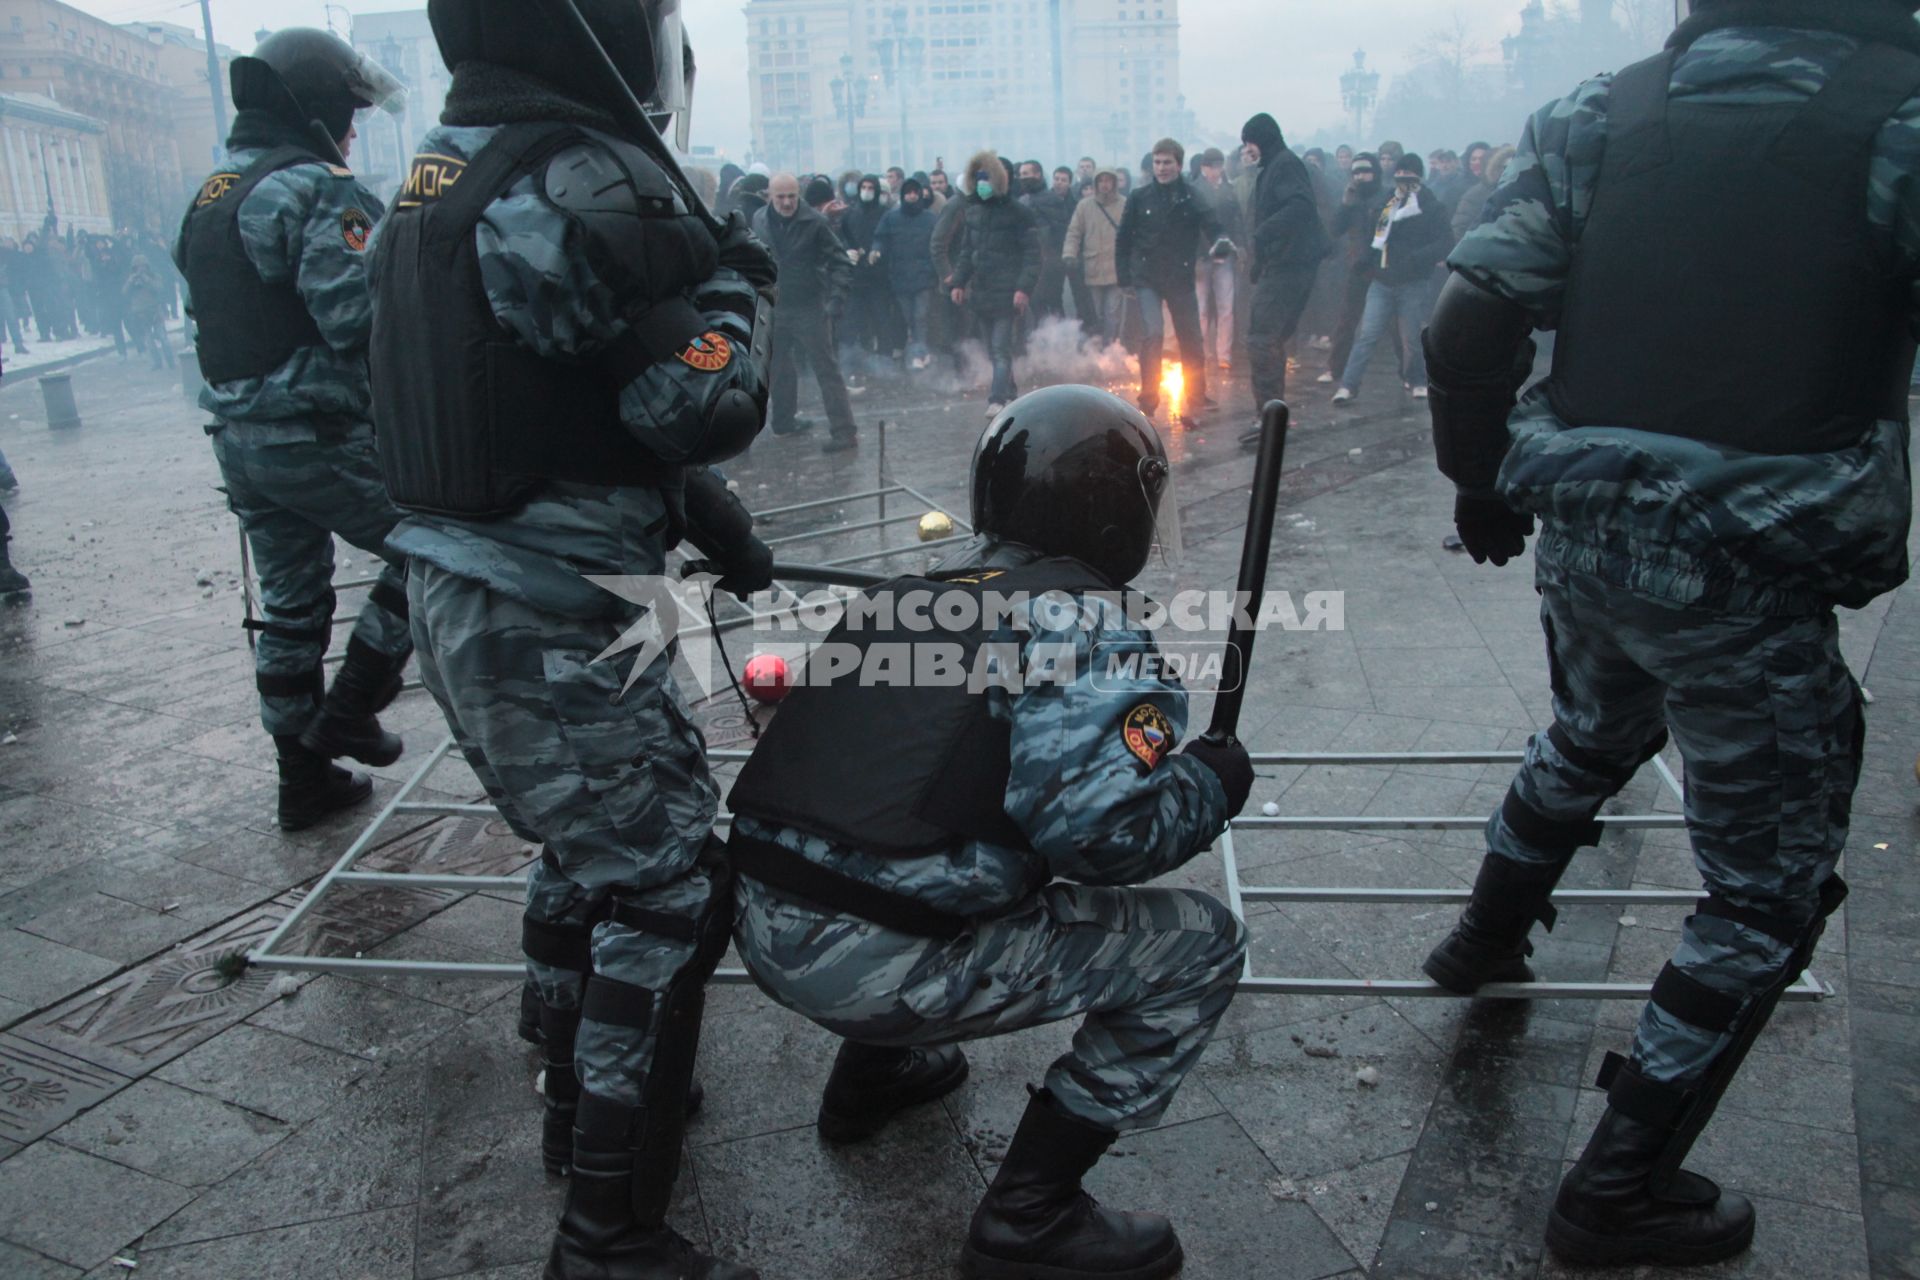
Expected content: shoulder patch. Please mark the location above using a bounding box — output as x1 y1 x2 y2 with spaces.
341 208 372 252
195 172 242 208
327 164 355 179
677 332 733 372
1121 702 1175 771
396 152 467 210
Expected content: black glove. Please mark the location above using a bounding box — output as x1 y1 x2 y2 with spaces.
713 535 774 600
1180 735 1254 818
1453 494 1534 567
715 211 776 296
682 467 774 599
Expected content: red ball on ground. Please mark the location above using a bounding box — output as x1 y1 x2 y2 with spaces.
743 653 792 704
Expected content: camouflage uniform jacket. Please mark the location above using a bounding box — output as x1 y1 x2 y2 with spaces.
1450 24 1919 615
177 145 384 437
380 124 767 620
732 581 1231 918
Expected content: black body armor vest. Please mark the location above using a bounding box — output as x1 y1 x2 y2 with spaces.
177 147 329 385
1548 43 1920 454
727 559 1111 860
369 123 684 519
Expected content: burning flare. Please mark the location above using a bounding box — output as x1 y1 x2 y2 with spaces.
1160 361 1186 419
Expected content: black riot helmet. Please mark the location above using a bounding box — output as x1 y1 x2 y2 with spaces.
971 386 1171 586
231 28 405 144
429 0 690 124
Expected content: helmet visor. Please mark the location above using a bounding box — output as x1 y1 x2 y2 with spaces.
644 5 688 121
346 49 408 116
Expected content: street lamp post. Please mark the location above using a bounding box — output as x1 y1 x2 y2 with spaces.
828 52 869 173
873 7 925 170
1339 49 1380 142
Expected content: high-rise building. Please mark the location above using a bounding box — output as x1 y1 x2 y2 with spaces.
350 10 451 201
744 0 1182 176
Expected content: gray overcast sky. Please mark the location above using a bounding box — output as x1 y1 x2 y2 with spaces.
91 1 1564 155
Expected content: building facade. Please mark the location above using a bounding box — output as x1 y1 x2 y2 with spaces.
0 88 106 239
350 9 451 203
0 0 182 234
745 0 1183 176
123 19 238 187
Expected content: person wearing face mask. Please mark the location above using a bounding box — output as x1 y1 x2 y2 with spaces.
1318 150 1391 385
1234 115 1328 438
839 173 891 374
1330 153 1446 404
872 176 939 368
950 150 1040 415
1016 159 1070 320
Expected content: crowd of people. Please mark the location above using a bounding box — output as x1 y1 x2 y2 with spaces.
691 123 1521 444
0 223 180 365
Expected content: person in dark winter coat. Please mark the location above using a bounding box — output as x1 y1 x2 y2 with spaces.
1333 153 1450 403
1239 113 1329 420
838 173 892 366
1116 137 1224 418
1321 151 1394 384
872 176 940 366
951 150 1041 411
753 173 862 449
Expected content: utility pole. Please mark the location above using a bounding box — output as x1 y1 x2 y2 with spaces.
1048 0 1066 162
199 0 228 149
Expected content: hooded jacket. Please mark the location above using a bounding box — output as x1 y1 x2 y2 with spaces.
1062 171 1126 286
951 151 1041 316
752 197 850 313
1450 145 1517 242
872 179 939 294
1241 113 1330 279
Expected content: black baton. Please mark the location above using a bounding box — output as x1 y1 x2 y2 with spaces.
1201 399 1292 746
680 560 890 591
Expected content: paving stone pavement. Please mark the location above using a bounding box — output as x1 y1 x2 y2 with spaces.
0 341 1914 1278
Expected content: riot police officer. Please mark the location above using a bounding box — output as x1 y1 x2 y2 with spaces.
175 29 413 831
727 385 1254 1280
368 3 776 1276
1420 0 1919 1266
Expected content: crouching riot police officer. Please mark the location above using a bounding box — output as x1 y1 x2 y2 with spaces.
728 385 1254 1280
368 2 778 1276
1420 0 1919 1266
175 29 414 830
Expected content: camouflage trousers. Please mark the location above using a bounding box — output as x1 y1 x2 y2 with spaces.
209 423 412 737
407 561 722 1106
1492 557 1862 1085
735 876 1247 1131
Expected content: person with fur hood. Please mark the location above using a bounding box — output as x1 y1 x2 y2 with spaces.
1062 167 1127 345
950 150 1041 414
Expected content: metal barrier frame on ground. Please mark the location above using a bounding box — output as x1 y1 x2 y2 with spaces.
248 738 1828 1005
244 432 1826 1003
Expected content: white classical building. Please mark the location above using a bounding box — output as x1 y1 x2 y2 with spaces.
0 90 109 239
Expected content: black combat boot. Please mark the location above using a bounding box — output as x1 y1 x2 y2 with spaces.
960 1088 1182 1280
0 535 28 597
1422 851 1569 993
1546 1106 1755 1267
544 1094 757 1280
519 982 547 1046
817 1040 970 1143
298 637 405 767
274 735 373 831
541 1003 583 1177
